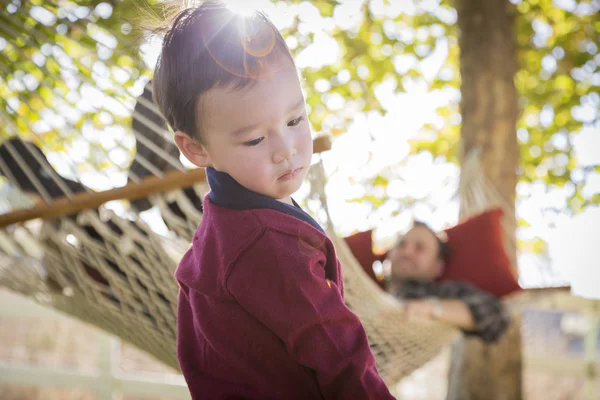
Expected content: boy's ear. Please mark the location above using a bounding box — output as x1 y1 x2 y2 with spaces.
174 131 212 168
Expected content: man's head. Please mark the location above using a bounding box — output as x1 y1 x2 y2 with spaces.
153 1 312 203
387 221 451 281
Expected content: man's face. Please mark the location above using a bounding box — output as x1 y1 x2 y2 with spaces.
387 225 444 281
194 59 313 204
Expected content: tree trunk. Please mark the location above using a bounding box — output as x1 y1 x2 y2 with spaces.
451 1 522 399
456 0 520 275
446 315 523 400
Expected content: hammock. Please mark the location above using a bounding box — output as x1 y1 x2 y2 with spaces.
0 73 459 388
0 138 459 384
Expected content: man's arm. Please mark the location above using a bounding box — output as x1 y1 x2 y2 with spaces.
226 228 395 400
403 280 510 343
455 283 511 343
404 298 476 330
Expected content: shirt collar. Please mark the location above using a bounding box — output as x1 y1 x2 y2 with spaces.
390 278 434 296
206 167 325 234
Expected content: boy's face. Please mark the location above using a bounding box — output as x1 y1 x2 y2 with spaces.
176 60 312 204
387 225 444 281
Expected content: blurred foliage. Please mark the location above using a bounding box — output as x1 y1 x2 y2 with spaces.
0 0 597 223
282 0 599 216
513 0 599 213
0 0 158 174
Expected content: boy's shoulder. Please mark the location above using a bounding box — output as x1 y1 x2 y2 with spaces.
195 199 330 268
202 198 323 239
178 199 331 292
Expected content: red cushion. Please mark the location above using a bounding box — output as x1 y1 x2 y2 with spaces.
344 230 386 289
437 209 521 297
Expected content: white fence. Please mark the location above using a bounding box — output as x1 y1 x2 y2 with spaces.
1 290 598 399
0 291 190 399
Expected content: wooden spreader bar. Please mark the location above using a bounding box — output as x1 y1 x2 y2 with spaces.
0 136 332 228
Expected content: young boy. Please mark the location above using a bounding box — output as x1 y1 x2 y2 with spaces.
152 2 394 398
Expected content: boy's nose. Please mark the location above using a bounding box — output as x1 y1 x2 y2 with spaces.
272 133 297 163
273 148 296 164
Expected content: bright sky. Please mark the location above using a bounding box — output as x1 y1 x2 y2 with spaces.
3 0 599 288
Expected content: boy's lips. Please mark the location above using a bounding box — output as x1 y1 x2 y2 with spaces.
278 167 303 181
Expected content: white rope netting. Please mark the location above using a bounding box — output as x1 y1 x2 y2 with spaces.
0 154 460 382
459 147 519 272
0 199 209 369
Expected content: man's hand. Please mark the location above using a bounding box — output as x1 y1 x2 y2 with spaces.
403 299 436 320
404 298 477 331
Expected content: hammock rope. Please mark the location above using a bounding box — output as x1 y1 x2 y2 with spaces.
459 147 519 271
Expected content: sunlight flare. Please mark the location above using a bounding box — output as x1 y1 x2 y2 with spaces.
224 0 256 17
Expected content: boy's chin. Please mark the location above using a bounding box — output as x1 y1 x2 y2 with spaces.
275 196 294 205
272 187 299 201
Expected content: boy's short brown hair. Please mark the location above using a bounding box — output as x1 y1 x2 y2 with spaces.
152 0 294 142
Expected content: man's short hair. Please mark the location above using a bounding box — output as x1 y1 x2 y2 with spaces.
152 0 294 142
413 220 452 262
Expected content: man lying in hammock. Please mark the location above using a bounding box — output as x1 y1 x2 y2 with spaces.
386 221 510 343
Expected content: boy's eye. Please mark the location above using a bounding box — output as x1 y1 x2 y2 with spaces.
244 137 264 147
288 116 304 127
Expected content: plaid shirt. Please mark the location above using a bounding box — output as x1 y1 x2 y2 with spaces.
392 279 510 343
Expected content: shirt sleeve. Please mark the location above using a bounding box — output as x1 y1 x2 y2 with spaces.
226 228 394 400
438 281 511 343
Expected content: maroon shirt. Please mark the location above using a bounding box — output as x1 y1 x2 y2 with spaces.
174 168 394 399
